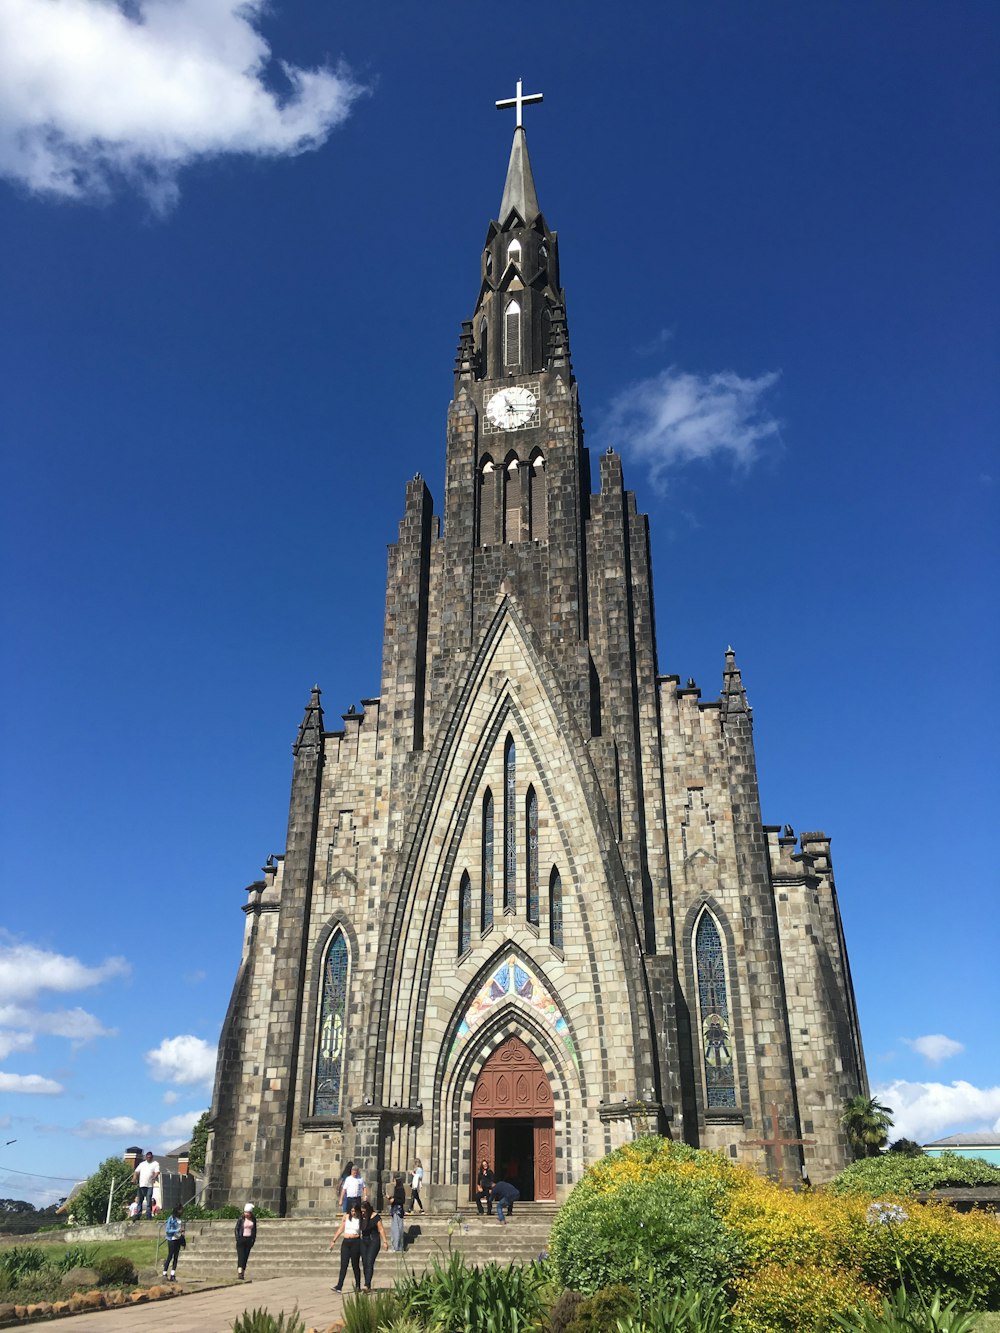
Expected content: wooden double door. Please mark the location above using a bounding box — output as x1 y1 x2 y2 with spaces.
471 1036 555 1202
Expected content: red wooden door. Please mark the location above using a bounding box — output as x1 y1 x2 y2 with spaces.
472 1037 555 1201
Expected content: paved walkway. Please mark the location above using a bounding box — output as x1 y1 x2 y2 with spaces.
41 1275 359 1331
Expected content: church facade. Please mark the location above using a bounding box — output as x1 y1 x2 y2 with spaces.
205 111 868 1215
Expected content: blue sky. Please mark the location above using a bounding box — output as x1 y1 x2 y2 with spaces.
1 1 998 1205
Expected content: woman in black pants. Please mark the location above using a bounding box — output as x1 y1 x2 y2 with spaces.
235 1204 256 1278
329 1203 362 1292
476 1159 496 1215
359 1200 388 1291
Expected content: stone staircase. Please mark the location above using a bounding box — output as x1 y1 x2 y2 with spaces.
176 1207 557 1282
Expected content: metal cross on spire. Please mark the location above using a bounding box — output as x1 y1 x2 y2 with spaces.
495 78 544 129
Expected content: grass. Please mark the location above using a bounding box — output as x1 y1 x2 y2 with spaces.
974 1317 1000 1331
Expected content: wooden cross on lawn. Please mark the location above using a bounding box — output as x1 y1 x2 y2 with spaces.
742 1103 816 1187
496 78 544 129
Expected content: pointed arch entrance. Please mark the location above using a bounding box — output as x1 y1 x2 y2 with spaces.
471 1036 554 1201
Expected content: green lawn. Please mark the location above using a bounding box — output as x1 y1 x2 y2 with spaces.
975 1317 1000 1331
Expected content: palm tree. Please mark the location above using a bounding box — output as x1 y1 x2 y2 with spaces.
841 1095 894 1159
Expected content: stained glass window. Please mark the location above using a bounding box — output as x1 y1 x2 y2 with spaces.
549 867 563 949
695 912 737 1108
526 786 539 925
313 931 348 1116
504 736 516 913
481 789 494 933
459 871 472 956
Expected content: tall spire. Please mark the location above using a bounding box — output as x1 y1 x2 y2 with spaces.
498 127 540 226
721 647 750 719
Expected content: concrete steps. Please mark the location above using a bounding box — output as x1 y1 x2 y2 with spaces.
175 1209 556 1281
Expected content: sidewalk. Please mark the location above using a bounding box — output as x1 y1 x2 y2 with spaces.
39 1275 353 1332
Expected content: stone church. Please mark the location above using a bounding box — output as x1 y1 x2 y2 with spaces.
205 96 868 1215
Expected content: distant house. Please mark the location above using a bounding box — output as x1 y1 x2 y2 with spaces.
123 1144 197 1215
923 1133 1000 1167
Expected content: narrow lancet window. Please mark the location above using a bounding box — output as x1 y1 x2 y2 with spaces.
504 735 516 913
529 453 547 540
504 300 521 370
479 319 488 378
526 786 539 925
481 789 494 933
695 912 737 1108
313 931 348 1116
459 871 472 956
504 457 520 543
479 458 496 545
506 239 521 268
549 868 563 949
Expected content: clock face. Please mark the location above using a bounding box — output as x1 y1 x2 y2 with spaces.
486 385 538 430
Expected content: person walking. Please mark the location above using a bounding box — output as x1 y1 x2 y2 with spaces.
339 1163 367 1213
235 1203 256 1279
359 1199 388 1291
475 1159 495 1216
162 1206 185 1282
389 1174 406 1251
133 1151 160 1219
329 1202 362 1292
489 1179 520 1225
407 1158 424 1213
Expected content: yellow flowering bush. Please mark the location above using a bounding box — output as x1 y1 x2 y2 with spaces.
731 1262 881 1333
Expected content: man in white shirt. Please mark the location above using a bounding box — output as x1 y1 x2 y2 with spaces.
338 1164 366 1213
133 1151 160 1219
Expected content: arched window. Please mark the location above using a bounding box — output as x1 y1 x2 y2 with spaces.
504 735 516 914
313 930 348 1116
479 318 488 378
504 299 521 370
549 868 563 949
459 871 472 956
504 457 520 543
695 911 737 1108
506 239 521 268
481 789 494 934
479 458 496 545
529 452 547 540
526 786 539 926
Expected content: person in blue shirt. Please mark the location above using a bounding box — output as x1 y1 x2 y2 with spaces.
489 1180 520 1225
162 1206 185 1281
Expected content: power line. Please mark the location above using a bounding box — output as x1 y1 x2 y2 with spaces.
0 1161 84 1183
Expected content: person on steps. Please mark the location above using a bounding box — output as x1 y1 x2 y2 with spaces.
489 1179 520 1225
407 1158 424 1213
329 1202 363 1292
389 1174 406 1251
235 1203 256 1279
162 1205 185 1281
476 1159 496 1216
359 1199 388 1291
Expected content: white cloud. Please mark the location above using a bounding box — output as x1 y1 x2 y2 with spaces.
903 1034 965 1065
0 0 364 210
600 365 781 492
0 1004 115 1044
0 938 129 1004
159 1108 206 1146
0 1072 64 1094
0 1031 35 1060
145 1035 216 1087
873 1079 1000 1144
73 1115 152 1140
162 1090 180 1105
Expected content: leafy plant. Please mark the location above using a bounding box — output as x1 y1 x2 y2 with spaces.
230 1309 305 1333
731 1261 881 1332
95 1254 137 1286
342 1289 400 1332
188 1110 211 1174
842 1096 895 1160
395 1251 548 1333
179 1202 276 1219
831 1154 1000 1198
70 1154 137 1225
617 1283 733 1332
0 1243 48 1291
56 1244 100 1272
831 1285 980 1333
562 1283 637 1332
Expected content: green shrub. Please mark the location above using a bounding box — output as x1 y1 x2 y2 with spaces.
95 1254 137 1286
831 1155 1000 1197
614 1284 733 1332
549 1288 585 1333
56 1244 100 1273
549 1147 738 1295
231 1309 305 1333
0 1244 48 1287
562 1283 637 1332
342 1290 400 1333
395 1251 548 1332
731 1262 882 1332
180 1202 276 1220
831 1284 980 1332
